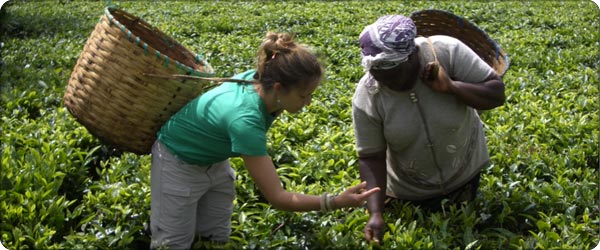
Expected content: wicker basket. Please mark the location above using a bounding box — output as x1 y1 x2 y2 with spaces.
410 9 509 77
64 7 215 155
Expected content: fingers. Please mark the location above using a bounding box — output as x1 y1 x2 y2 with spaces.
364 226 373 242
361 187 381 197
421 62 431 79
347 182 379 198
428 62 439 81
372 228 382 245
364 226 382 245
339 182 380 207
422 62 438 81
347 181 367 193
371 224 383 245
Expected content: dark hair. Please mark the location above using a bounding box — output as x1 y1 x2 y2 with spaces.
254 32 323 91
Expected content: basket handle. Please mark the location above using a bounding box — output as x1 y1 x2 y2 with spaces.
143 73 255 84
425 37 438 64
424 37 439 81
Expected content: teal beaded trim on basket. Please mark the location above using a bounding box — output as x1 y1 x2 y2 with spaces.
104 7 214 77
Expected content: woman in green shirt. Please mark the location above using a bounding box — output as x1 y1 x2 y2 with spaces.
150 32 380 249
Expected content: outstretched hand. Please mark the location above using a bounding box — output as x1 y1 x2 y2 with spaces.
421 62 454 93
334 181 380 208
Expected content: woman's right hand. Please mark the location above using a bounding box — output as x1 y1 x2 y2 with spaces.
333 181 380 208
364 212 385 244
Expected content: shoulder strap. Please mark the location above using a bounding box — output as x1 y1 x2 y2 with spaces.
143 73 255 84
425 37 438 65
422 36 440 81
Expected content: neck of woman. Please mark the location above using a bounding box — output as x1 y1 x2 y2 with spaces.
254 83 282 116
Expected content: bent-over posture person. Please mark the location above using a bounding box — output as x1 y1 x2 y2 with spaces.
150 31 380 249
352 15 505 244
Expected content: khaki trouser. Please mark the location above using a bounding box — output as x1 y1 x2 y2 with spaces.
150 141 236 250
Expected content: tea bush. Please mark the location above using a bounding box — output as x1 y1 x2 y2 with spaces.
1 1 598 249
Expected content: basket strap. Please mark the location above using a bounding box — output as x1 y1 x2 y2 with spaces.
143 73 255 84
422 36 440 81
424 37 438 65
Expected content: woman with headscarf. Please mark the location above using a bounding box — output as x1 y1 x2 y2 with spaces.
352 15 505 244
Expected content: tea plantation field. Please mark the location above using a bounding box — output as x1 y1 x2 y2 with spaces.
1 1 598 249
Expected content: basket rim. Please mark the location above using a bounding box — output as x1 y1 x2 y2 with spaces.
410 9 510 77
104 6 215 77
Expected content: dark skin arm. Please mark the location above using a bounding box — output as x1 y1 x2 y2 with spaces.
358 150 387 244
422 62 506 110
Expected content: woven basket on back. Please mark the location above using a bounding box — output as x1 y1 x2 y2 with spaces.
64 7 215 155
410 9 509 77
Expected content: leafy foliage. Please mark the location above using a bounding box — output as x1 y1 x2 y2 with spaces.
1 1 598 249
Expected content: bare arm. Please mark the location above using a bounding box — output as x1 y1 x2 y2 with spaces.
242 155 380 212
422 62 506 110
358 150 387 244
358 150 387 214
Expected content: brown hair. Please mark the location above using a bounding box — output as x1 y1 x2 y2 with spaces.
254 32 323 91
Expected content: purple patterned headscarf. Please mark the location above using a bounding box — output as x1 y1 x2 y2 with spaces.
359 15 417 70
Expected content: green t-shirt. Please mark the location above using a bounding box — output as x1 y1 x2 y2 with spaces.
157 69 276 165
